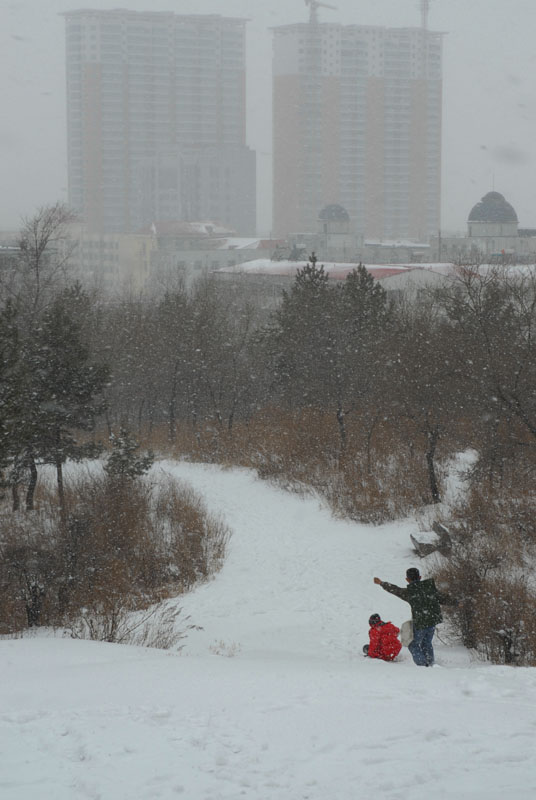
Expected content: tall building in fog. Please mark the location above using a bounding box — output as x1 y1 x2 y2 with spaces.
64 10 256 234
272 21 443 241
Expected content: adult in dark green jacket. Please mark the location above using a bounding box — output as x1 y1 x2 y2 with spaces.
373 568 452 666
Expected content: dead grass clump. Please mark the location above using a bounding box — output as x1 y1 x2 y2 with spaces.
0 469 230 639
435 483 536 665
476 575 536 665
134 409 450 523
245 411 447 522
153 477 229 591
324 456 435 523
437 554 536 665
0 510 63 633
68 602 198 650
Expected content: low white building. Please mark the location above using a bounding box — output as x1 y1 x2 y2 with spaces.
62 221 283 293
283 204 429 265
213 259 455 308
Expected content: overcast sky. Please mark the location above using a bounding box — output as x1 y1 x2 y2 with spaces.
1 0 535 235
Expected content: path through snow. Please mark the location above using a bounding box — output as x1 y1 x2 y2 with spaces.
1 462 536 800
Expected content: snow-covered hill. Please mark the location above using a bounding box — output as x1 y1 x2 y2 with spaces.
1 462 535 800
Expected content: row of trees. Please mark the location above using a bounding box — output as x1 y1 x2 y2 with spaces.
94 260 536 504
2 205 536 511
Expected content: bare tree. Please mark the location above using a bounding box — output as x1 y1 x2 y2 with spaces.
2 202 77 318
386 305 463 504
433 265 536 485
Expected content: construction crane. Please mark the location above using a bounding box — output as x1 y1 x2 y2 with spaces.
419 0 434 79
420 0 431 31
304 0 337 27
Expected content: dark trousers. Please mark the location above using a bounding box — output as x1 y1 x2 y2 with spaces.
408 625 435 666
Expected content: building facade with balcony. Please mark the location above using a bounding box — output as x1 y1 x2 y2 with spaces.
272 22 442 243
64 10 256 235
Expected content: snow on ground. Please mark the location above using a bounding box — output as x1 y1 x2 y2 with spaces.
2 461 536 800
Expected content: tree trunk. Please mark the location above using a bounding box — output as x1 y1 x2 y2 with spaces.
366 411 380 477
56 456 67 528
26 584 45 627
460 599 478 649
25 457 38 511
336 401 347 452
168 364 179 442
105 408 113 438
137 398 145 436
425 427 441 504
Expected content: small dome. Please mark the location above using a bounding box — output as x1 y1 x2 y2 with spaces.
468 192 518 224
318 204 350 222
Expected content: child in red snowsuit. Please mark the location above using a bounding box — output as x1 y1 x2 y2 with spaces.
363 614 402 661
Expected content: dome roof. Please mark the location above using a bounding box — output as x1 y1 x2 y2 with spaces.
468 192 518 224
318 204 350 222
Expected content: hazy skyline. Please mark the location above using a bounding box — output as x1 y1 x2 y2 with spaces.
2 0 536 235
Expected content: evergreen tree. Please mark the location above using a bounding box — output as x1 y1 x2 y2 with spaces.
269 254 334 409
264 258 390 452
104 427 154 480
334 265 390 451
342 264 389 336
22 284 109 515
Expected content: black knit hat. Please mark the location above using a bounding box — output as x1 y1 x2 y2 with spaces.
406 567 421 582
369 613 382 626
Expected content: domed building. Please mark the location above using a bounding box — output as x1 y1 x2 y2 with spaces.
315 204 361 261
468 192 518 239
432 190 536 262
318 204 351 235
286 202 431 263
285 203 363 262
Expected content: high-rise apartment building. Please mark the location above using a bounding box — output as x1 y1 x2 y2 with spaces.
272 22 442 242
64 10 256 234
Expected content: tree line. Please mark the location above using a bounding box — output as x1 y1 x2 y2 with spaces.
2 206 536 510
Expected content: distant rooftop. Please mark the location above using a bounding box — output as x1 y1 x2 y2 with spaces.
318 204 350 223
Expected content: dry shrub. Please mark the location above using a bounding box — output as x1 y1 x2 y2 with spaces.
324 457 433 523
435 482 536 665
0 469 230 638
153 477 229 590
58 475 159 613
234 409 444 522
468 418 536 493
468 462 536 545
68 602 198 649
437 556 536 665
249 408 337 484
476 576 536 664
134 408 449 523
324 419 445 522
0 510 63 633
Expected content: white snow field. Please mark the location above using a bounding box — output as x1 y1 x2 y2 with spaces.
2 461 536 800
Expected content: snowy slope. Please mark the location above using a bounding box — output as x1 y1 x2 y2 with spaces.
1 462 536 800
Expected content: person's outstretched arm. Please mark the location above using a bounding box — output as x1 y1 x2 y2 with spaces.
373 577 409 602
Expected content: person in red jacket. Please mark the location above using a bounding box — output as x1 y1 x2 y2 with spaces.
363 613 402 661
